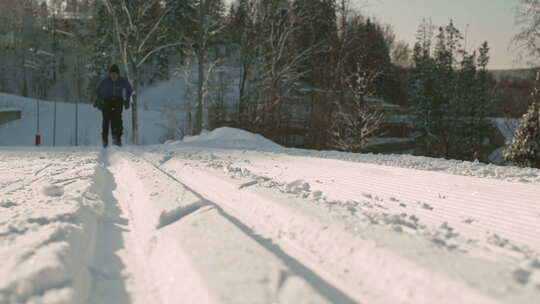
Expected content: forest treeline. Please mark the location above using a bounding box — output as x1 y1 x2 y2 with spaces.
0 0 538 165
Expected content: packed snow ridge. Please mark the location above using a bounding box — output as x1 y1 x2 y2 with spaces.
1 127 539 304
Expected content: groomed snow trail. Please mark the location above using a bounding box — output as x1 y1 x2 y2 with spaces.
2 131 540 303
92 150 351 304
86 151 153 304
130 126 540 304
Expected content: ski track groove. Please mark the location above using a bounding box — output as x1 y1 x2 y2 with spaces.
136 147 540 304
189 151 540 253
86 150 161 304
124 150 361 304
296 160 540 251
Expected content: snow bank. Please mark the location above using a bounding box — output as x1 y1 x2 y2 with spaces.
291 150 540 184
179 127 281 149
166 126 540 184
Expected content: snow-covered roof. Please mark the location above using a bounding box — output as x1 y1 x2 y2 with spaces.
366 97 402 108
36 49 55 57
489 117 519 141
0 108 21 112
365 137 415 147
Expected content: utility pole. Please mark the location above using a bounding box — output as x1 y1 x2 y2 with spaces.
195 0 206 135
74 55 81 146
36 96 40 146
53 96 57 147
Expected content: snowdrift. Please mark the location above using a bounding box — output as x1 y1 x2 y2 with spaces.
170 126 540 184
178 127 281 150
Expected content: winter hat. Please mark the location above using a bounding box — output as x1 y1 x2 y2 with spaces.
109 64 120 74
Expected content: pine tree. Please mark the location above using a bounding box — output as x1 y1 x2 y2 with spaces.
410 19 487 159
438 21 465 158
455 51 478 158
472 41 494 159
504 77 540 168
410 19 441 155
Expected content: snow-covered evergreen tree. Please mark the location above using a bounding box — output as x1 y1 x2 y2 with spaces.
411 19 493 160
455 52 478 157
410 19 440 155
436 21 464 157
504 80 540 168
466 42 494 159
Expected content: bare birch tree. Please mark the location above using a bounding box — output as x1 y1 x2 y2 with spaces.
100 0 180 144
515 0 540 64
190 0 225 134
174 53 222 134
228 0 259 127
247 6 315 139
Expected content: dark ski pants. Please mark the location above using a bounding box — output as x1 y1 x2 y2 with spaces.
101 101 123 144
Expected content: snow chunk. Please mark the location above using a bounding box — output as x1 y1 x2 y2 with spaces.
0 201 17 208
156 201 209 229
42 185 64 197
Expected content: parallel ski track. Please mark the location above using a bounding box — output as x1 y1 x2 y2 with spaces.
124 150 361 304
126 148 540 304
86 150 158 304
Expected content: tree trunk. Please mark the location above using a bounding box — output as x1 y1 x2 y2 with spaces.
132 67 140 145
239 61 249 127
53 99 57 147
195 0 206 135
196 51 204 135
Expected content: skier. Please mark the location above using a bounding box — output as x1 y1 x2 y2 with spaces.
95 64 133 147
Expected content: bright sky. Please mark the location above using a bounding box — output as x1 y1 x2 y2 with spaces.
223 0 522 69
361 0 523 69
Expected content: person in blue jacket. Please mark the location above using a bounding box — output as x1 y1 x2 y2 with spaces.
95 64 133 147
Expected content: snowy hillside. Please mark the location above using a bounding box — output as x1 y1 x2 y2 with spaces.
1 127 539 304
0 93 166 146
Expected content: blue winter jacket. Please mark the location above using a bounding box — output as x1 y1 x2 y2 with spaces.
96 76 133 104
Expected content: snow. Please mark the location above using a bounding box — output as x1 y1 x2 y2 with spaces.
365 97 402 108
137 128 540 303
490 117 519 141
1 127 540 303
365 137 414 147
179 127 281 149
0 148 103 303
0 108 21 113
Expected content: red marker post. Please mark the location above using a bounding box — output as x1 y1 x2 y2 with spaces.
35 134 41 146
